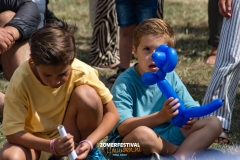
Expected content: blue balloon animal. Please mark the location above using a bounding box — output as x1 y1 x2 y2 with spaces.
141 44 223 127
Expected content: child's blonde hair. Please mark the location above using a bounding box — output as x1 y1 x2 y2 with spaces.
133 18 175 49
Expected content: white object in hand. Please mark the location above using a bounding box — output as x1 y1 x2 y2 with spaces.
57 125 78 160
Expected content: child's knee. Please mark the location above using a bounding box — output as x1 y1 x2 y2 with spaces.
205 116 222 131
0 143 35 160
72 85 102 111
126 126 163 154
131 126 158 145
0 151 18 160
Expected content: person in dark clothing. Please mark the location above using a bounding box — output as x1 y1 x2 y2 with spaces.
206 0 223 65
0 0 41 117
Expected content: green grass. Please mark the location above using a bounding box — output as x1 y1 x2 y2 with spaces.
0 0 240 157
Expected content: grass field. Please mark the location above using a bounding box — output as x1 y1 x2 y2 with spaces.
0 0 240 158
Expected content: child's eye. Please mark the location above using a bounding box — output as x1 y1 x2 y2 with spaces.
59 72 68 77
143 47 150 50
43 74 51 77
60 73 66 76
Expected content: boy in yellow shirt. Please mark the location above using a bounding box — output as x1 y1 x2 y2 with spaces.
0 20 119 160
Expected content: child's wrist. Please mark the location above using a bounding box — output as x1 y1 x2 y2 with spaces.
50 139 59 156
79 140 93 150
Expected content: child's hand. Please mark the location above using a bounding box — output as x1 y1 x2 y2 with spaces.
75 142 91 159
182 118 198 129
160 97 180 121
54 133 75 156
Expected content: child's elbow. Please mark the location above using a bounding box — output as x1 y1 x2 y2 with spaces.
117 124 128 137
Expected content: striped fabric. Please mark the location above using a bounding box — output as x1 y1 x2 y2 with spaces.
89 0 164 67
202 0 240 131
89 0 120 67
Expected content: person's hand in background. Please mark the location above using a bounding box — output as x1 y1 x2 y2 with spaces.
218 0 232 17
0 27 15 54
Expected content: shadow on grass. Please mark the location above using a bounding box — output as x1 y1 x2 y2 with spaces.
75 35 92 64
184 83 208 103
173 25 210 60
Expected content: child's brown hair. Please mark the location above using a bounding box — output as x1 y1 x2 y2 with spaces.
30 20 77 66
133 18 175 49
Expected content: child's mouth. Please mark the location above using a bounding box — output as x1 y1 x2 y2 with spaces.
51 85 61 88
148 64 158 71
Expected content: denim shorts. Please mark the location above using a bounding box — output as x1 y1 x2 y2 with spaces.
115 0 158 26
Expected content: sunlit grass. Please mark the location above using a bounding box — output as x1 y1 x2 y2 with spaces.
0 0 239 157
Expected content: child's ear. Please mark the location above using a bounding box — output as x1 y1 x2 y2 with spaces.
29 57 36 65
29 57 34 63
133 46 138 58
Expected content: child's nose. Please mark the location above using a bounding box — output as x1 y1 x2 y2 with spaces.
52 78 61 85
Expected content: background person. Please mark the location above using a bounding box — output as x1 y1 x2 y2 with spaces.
202 0 239 144
0 0 41 118
206 0 223 65
107 0 164 83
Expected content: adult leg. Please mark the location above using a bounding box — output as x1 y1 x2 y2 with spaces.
118 0 158 69
0 142 40 160
173 117 222 160
0 11 30 81
122 126 178 159
107 24 135 83
202 0 240 143
119 25 136 69
206 0 223 65
63 85 103 143
1 41 30 81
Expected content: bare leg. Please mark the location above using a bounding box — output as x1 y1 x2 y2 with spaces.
122 126 178 159
0 92 5 116
63 85 103 143
119 24 136 69
206 46 217 65
174 117 222 160
1 41 30 81
0 142 40 160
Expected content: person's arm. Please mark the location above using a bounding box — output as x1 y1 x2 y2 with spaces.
1 0 41 41
6 131 51 152
3 26 20 41
85 100 119 145
75 100 119 159
6 131 75 156
76 68 120 146
218 0 232 17
117 97 180 136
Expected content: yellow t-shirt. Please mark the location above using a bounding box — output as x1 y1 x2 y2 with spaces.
3 58 112 139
